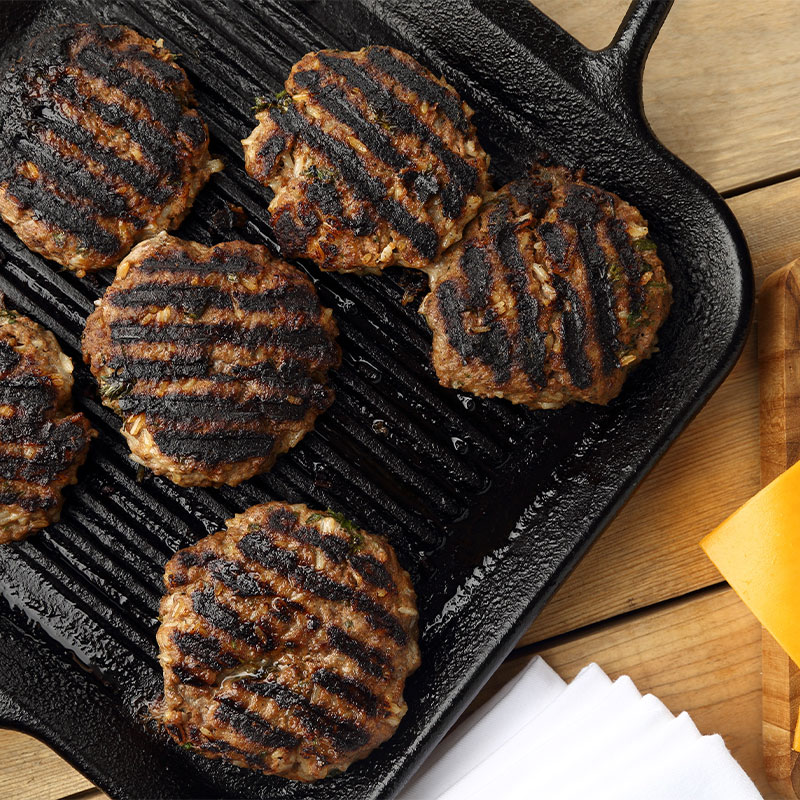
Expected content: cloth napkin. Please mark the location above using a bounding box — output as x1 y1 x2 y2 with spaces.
398 658 762 800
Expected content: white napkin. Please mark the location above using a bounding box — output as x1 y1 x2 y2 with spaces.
400 655 567 800
397 657 762 800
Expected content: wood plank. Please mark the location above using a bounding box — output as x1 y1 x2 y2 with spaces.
469 587 777 796
534 0 800 195
758 258 800 796
764 633 800 798
520 177 800 645
0 729 93 800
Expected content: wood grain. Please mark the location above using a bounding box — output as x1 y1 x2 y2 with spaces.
759 259 800 481
521 177 800 645
534 0 800 195
758 259 800 796
468 587 777 797
0 729 93 800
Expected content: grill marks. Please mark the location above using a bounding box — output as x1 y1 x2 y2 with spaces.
0 342 21 374
267 508 397 592
87 96 180 178
110 283 233 312
237 676 371 750
434 197 552 390
268 507 350 562
208 558 268 597
150 430 276 465
73 41 186 130
118 392 302 424
0 375 55 412
257 134 287 175
5 176 122 256
435 264 512 385
489 201 547 388
310 50 478 220
192 588 274 652
0 23 212 270
606 217 647 314
244 45 489 272
135 252 263 275
238 530 408 646
172 631 239 671
0 319 94 527
109 281 318 314
269 103 438 259
107 355 209 381
0 418 88 486
350 553 396 592
312 668 380 717
158 504 419 775
558 187 621 373
84 237 339 481
551 274 592 389
215 699 300 750
424 166 670 408
109 320 330 351
35 105 174 203
15 135 131 219
293 69 411 172
326 624 390 680
366 46 469 133
108 355 321 390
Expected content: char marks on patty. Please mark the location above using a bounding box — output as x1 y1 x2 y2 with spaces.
82 233 340 487
0 310 95 543
420 164 672 408
0 23 220 275
242 46 491 273
155 502 420 781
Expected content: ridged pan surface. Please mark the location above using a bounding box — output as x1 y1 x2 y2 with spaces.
0 1 752 798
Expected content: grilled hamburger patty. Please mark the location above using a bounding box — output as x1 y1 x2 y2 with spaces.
242 46 491 273
82 233 340 487
0 23 221 276
155 502 420 781
0 307 95 543
421 165 672 408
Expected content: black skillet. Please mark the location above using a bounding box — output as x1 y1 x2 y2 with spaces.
0 0 752 798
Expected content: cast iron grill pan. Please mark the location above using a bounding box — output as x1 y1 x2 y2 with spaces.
0 1 752 798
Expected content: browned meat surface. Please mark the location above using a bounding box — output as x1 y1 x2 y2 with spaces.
82 233 340 487
242 46 490 273
421 165 672 408
0 307 95 543
154 502 420 781
0 23 221 276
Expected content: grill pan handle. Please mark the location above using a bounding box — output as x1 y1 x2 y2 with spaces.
584 0 674 128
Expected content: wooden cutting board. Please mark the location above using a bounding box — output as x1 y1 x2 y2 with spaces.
759 258 800 797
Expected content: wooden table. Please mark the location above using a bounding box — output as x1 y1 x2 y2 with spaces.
3 1 800 797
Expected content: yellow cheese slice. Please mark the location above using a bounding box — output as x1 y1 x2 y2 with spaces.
701 457 800 671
